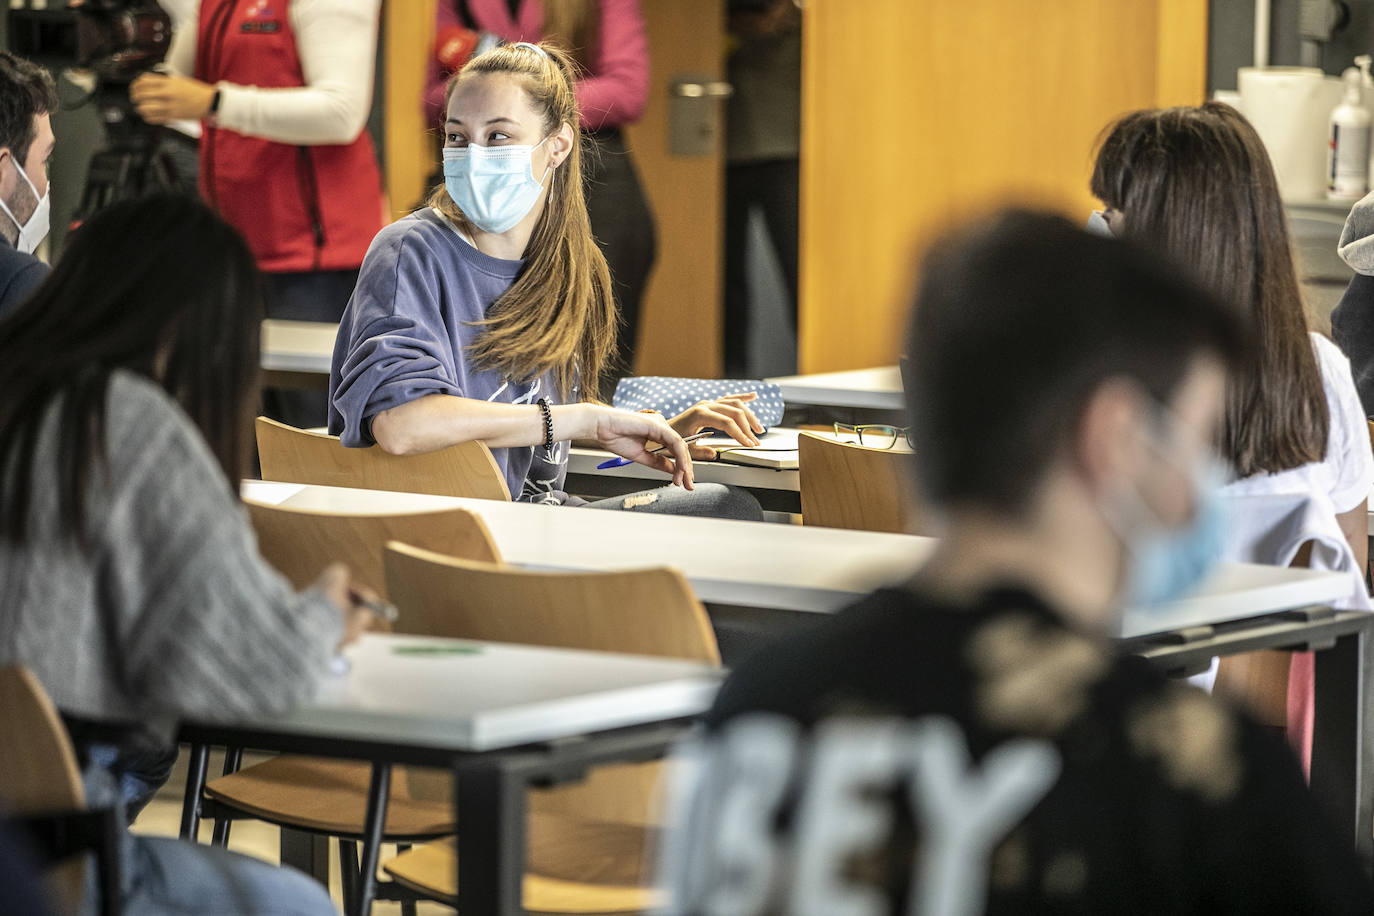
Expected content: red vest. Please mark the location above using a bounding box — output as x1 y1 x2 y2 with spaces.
196 0 385 273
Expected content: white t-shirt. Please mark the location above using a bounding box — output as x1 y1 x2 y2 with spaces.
1223 333 1374 513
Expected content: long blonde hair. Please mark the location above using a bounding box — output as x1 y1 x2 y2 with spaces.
428 41 615 400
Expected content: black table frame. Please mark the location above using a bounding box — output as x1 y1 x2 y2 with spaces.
1121 604 1374 869
177 717 694 916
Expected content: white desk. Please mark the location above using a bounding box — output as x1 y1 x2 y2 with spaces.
180 633 721 915
1116 563 1350 638
261 319 336 375
224 633 721 753
242 481 1350 631
241 480 928 613
768 366 903 411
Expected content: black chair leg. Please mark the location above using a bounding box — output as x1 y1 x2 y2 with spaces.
340 839 360 907
209 747 244 847
179 744 210 841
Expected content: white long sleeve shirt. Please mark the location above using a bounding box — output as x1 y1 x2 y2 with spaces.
163 0 382 146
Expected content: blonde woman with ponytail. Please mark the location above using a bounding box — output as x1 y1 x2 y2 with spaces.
329 42 762 517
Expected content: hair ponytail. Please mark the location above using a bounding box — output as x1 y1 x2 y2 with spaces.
427 40 615 400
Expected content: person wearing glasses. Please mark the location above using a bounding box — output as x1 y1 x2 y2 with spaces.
656 211 1374 913
330 42 762 519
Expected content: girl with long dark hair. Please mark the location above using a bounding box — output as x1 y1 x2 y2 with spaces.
1092 102 1374 768
0 193 371 914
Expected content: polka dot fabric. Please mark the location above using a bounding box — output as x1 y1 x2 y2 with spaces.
612 377 786 429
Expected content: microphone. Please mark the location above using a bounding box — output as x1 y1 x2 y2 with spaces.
435 25 479 72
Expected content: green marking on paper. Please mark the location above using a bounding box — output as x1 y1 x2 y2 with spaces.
392 644 484 656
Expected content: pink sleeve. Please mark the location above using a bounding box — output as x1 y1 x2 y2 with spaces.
423 0 466 125
576 0 650 130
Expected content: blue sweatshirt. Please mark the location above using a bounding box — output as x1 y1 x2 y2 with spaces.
328 208 573 504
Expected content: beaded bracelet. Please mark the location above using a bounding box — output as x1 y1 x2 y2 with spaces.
536 397 553 452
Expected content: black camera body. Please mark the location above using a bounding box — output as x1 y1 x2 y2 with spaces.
9 0 171 84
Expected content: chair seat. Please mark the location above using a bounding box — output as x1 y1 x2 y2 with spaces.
205 756 456 840
382 813 666 913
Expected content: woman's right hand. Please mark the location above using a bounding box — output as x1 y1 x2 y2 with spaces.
313 563 381 649
586 405 695 489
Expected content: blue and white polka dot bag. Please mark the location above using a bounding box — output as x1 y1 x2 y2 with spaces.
611 377 786 429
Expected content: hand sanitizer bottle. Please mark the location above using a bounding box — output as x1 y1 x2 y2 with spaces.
1329 62 1372 200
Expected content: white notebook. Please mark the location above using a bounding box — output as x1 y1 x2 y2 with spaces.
699 429 800 470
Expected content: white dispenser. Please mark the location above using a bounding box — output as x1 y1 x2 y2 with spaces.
1328 62 1372 199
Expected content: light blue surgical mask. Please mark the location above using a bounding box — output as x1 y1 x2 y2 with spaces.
1118 460 1229 607
1086 210 1113 237
1104 410 1230 609
442 135 553 234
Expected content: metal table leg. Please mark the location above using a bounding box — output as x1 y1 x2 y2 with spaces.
351 763 392 916
1311 623 1374 873
455 758 527 916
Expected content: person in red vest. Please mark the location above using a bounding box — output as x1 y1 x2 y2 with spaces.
130 0 386 428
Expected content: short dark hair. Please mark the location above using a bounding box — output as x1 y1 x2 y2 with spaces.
905 209 1248 515
0 51 57 165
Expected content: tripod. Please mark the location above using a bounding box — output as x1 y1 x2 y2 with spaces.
72 84 194 227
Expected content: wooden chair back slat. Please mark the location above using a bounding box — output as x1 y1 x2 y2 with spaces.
245 503 501 600
798 432 914 533
255 417 511 501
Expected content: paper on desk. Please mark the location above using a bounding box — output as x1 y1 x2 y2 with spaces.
698 429 801 450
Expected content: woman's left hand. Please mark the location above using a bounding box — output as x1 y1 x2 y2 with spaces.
130 73 218 124
668 392 765 459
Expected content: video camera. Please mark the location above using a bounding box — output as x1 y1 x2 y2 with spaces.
9 0 171 84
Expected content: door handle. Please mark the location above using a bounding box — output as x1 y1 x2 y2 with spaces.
672 81 735 99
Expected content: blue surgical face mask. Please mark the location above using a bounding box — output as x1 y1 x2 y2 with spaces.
1086 210 1113 238
1104 410 1229 609
442 135 553 234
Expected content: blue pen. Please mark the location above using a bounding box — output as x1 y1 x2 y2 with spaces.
597 431 715 469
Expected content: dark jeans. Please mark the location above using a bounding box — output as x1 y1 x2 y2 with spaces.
585 482 763 521
585 129 657 397
724 158 799 378
263 268 359 429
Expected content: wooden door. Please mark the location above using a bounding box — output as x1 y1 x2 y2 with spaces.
624 0 727 377
384 0 441 220
797 0 1209 373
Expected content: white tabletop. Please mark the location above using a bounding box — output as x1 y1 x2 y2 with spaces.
261 320 337 374
218 633 721 753
241 481 928 613
1116 563 1351 639
767 366 904 411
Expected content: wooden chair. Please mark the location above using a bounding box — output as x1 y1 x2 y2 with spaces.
0 666 121 915
255 417 512 501
798 431 915 533
244 501 501 598
197 506 504 913
378 541 721 912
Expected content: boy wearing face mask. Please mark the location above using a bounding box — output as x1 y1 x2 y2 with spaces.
0 51 54 322
657 211 1374 914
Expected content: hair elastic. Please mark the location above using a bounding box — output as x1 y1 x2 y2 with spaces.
512 41 550 60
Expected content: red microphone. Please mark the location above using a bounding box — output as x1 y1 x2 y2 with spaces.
435 25 479 72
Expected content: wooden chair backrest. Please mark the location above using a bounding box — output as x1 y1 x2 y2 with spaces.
255 417 511 502
383 542 719 825
798 432 914 533
383 542 718 664
245 503 502 600
0 667 87 910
